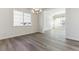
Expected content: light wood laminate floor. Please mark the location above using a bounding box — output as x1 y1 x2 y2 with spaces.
0 30 79 51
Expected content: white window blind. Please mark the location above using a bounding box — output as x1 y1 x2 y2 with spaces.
13 10 32 26
24 13 32 26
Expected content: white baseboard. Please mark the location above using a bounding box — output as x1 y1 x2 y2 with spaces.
66 36 79 41
0 31 38 40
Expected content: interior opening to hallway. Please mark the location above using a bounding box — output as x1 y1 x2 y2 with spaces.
40 8 66 41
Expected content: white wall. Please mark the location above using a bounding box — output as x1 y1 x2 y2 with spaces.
66 8 79 41
38 13 42 32
0 8 39 40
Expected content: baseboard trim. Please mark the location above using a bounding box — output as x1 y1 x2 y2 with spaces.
0 32 42 40
66 38 79 41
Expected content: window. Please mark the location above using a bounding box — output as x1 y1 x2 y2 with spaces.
14 10 32 26
53 14 65 29
24 13 32 26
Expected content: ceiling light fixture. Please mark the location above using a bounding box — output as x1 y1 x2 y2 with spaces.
32 8 42 14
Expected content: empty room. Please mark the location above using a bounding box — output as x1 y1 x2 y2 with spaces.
0 8 79 51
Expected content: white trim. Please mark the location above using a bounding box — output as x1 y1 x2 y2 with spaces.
66 36 79 41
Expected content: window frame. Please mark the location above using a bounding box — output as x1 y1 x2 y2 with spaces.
13 9 32 27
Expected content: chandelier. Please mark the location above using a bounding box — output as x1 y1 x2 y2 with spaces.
32 8 42 14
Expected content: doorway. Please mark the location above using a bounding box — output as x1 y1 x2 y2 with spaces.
42 8 66 41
